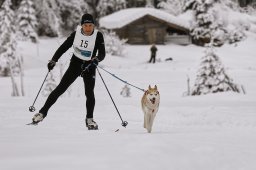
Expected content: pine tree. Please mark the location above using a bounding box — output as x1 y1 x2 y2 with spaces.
114 0 127 10
103 30 127 56
184 0 226 46
17 0 38 43
157 0 185 15
58 0 89 31
191 47 240 95
0 0 18 76
0 0 24 96
188 0 243 95
36 0 60 37
97 0 126 17
35 0 90 36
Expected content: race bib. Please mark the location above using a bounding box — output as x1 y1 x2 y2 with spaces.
73 26 98 61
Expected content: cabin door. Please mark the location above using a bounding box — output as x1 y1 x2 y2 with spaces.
147 28 157 44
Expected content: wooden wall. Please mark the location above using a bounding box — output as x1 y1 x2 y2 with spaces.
114 15 190 45
115 15 167 44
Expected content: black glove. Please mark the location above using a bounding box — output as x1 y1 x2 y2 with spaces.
47 60 56 71
81 58 98 77
90 58 99 69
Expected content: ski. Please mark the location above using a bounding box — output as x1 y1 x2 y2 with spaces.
87 125 99 130
26 122 39 126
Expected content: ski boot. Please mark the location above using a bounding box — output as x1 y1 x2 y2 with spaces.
27 113 45 125
85 118 99 130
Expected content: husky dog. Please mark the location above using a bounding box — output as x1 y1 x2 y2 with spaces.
141 85 160 133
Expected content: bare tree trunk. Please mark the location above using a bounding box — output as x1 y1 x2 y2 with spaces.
187 74 190 95
36 42 40 57
241 85 246 94
9 62 20 96
19 55 25 96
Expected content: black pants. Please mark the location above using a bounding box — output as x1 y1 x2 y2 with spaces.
149 54 156 63
40 57 96 118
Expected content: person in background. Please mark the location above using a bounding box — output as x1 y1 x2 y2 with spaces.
149 44 157 63
31 13 105 130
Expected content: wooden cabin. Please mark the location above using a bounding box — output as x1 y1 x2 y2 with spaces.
99 8 191 45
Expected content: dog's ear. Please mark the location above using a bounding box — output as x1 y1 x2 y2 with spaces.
148 85 152 90
154 85 157 90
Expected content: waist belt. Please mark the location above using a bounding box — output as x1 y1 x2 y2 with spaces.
70 55 93 77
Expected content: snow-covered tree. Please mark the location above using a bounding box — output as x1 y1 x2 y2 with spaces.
191 47 240 95
0 0 18 76
145 0 154 7
120 85 131 97
184 0 227 46
42 72 57 97
0 0 24 96
57 0 89 31
111 0 126 11
126 0 147 7
103 30 127 56
34 0 90 36
17 0 38 43
36 0 61 37
86 0 100 25
222 0 241 10
97 0 126 17
158 0 185 15
184 0 248 46
186 0 243 95
227 27 246 44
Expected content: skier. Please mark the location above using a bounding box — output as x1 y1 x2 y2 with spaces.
31 13 105 130
149 44 157 63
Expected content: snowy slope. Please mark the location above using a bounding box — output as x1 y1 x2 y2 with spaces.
1 35 256 170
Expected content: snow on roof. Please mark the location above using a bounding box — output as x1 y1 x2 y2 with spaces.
99 8 190 30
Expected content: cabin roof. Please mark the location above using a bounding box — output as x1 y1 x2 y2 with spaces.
99 8 190 31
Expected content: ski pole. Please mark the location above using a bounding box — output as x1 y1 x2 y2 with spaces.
29 71 50 112
96 67 128 128
96 64 145 92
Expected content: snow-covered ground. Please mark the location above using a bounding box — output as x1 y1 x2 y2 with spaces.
1 35 256 170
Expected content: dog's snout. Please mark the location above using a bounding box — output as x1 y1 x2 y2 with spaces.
150 97 156 104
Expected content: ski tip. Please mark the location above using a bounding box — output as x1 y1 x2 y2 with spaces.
26 122 39 126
